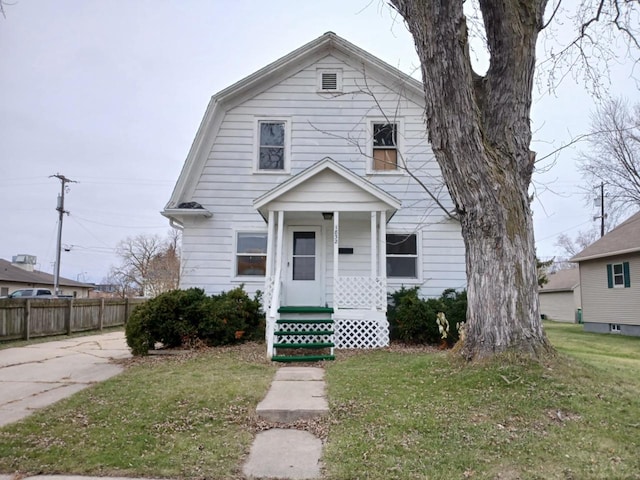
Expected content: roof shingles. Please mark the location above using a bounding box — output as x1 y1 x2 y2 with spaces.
571 211 640 262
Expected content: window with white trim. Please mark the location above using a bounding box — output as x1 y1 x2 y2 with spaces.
256 119 290 172
607 262 630 288
236 232 267 276
610 323 621 333
372 123 398 171
386 233 418 278
613 263 624 286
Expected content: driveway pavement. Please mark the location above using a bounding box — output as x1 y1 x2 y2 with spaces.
0 331 131 427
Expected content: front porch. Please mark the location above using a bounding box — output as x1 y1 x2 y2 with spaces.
254 158 401 361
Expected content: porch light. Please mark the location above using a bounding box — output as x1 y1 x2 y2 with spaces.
322 212 334 220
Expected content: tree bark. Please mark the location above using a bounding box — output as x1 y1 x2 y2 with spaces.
391 0 553 360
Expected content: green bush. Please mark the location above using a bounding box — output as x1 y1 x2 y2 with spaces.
125 286 264 355
198 288 264 346
388 286 467 345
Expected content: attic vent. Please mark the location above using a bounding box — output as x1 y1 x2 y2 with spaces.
322 72 338 90
317 69 342 92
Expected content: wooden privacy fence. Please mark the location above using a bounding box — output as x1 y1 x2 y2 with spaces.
0 298 147 341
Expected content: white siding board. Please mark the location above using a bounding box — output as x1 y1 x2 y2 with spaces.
539 291 577 323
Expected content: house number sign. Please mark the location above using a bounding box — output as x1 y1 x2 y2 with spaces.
333 224 339 245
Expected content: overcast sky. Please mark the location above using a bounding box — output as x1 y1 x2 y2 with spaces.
1 1 638 284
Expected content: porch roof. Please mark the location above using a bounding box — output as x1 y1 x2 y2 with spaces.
253 157 401 219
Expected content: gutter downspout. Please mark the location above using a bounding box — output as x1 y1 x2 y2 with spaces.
169 218 184 231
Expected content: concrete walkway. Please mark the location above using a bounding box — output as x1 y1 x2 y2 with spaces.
0 331 131 427
243 366 328 480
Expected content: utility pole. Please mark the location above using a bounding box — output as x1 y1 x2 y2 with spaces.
600 182 605 238
50 174 76 296
593 182 606 238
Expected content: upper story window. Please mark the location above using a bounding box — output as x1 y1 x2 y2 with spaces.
258 121 286 170
607 262 630 288
367 119 404 174
373 123 397 171
254 118 291 173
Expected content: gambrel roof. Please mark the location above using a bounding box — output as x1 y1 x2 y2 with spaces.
162 31 424 216
571 210 640 262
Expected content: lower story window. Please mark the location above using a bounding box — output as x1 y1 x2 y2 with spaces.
236 232 267 276
386 233 417 278
610 323 621 333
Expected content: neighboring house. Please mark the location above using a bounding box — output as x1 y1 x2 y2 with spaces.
571 211 640 336
539 268 581 323
162 32 466 359
0 256 93 298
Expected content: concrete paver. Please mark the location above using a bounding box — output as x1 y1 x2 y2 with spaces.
0 331 131 428
274 366 325 381
242 429 323 480
256 366 328 423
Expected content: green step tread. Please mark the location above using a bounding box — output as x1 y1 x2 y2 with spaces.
273 342 335 349
277 319 333 324
272 354 336 363
278 306 334 314
274 330 333 336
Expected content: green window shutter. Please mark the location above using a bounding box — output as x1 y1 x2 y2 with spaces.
623 262 631 288
607 264 613 288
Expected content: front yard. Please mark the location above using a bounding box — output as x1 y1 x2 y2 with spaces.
0 322 638 479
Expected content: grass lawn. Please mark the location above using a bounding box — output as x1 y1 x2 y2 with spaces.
0 322 638 479
0 343 276 479
324 322 640 479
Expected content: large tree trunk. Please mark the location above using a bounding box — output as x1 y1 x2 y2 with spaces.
391 0 553 360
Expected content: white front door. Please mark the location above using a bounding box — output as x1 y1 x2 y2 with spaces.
284 226 323 306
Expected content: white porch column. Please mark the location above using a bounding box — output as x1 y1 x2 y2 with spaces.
275 211 284 279
333 211 339 308
370 211 377 278
266 210 275 278
379 210 387 279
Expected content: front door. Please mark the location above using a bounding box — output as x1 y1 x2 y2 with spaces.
284 226 323 306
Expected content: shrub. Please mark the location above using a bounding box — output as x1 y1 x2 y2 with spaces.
387 286 467 346
125 286 264 355
198 287 264 346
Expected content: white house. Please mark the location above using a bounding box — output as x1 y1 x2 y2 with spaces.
571 210 640 336
162 32 466 360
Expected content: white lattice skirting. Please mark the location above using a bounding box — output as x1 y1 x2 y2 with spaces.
275 322 335 345
335 318 389 349
334 276 386 310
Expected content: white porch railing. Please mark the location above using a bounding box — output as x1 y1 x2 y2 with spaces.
334 276 387 310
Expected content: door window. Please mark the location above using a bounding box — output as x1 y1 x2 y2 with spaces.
292 231 315 281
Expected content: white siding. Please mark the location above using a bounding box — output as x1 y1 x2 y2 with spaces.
580 253 640 326
179 53 465 299
539 291 577 323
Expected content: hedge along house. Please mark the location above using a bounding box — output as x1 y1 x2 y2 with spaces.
571 210 640 336
162 32 466 361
